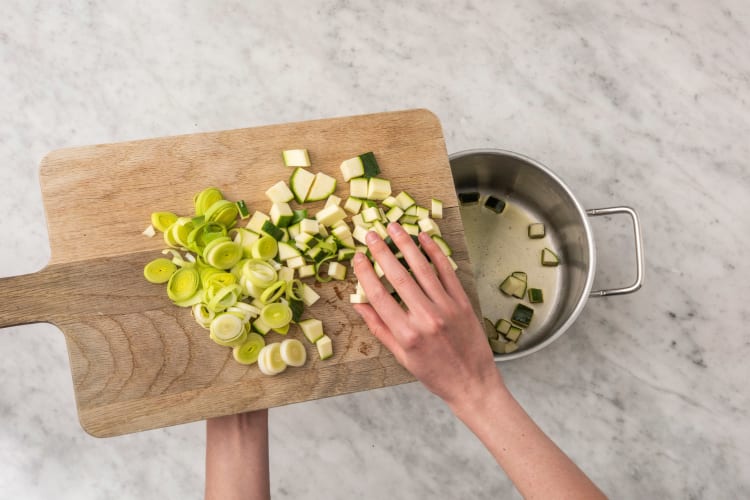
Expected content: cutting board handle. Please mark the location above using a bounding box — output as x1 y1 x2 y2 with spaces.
0 266 60 328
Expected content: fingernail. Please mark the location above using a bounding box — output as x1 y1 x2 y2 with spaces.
387 222 403 235
366 231 380 244
353 252 366 264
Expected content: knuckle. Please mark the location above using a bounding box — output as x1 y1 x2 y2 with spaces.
401 330 422 350
391 271 413 289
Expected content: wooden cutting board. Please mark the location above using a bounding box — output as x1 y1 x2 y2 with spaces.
0 109 479 437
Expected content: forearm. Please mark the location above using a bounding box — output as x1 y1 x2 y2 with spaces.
451 378 606 500
205 410 270 500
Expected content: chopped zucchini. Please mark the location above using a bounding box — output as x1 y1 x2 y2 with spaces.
458 192 480 205
395 191 416 210
290 167 316 203
270 202 294 228
505 326 522 342
277 241 302 260
299 318 324 343
316 335 333 360
484 318 499 340
402 223 419 236
385 206 404 223
325 194 342 208
307 172 337 202
265 180 295 203
499 274 527 298
511 304 534 328
528 288 544 303
337 248 355 261
298 264 315 279
236 200 250 218
431 198 443 219
343 197 363 214
361 206 381 223
290 209 308 225
299 218 319 235
417 218 441 236
366 177 392 200
528 223 545 239
489 338 507 354
542 248 559 266
246 211 270 234
282 149 311 167
485 196 506 213
381 196 398 209
349 177 369 199
431 235 452 256
494 318 512 335
261 220 285 241
511 271 527 282
340 156 365 181
359 152 380 178
315 205 347 227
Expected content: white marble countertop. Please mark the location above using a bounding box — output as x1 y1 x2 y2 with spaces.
1 1 748 498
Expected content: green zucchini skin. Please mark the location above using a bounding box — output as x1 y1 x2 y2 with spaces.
458 192 480 204
511 303 534 328
485 196 506 213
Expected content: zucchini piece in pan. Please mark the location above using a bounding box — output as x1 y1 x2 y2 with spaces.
458 192 480 205
500 274 527 298
511 304 534 328
528 288 544 303
484 195 506 214
541 248 560 266
528 223 545 239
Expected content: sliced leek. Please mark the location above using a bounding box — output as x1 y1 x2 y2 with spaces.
167 267 200 303
280 339 306 367
144 258 177 284
233 332 266 365
260 303 292 329
151 211 178 232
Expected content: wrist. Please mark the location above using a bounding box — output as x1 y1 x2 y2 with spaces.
447 370 512 424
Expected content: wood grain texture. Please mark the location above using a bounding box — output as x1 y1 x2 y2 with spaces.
0 109 479 437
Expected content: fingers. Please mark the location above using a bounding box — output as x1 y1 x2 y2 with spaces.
386 223 447 305
418 231 467 302
351 303 404 360
351 252 409 334
364 231 433 315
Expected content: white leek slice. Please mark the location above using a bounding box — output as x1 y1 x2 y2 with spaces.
280 339 307 367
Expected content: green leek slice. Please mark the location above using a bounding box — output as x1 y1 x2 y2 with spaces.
144 258 177 284
151 211 178 232
204 239 242 269
260 302 292 329
260 280 287 304
167 267 200 302
233 332 266 365
194 187 224 216
188 222 227 253
206 283 240 312
242 259 278 289
285 279 304 301
204 199 240 227
251 235 278 260
280 339 306 367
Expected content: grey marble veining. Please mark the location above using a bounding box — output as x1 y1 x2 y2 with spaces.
1 1 749 498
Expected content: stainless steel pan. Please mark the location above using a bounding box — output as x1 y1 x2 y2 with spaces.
449 149 644 360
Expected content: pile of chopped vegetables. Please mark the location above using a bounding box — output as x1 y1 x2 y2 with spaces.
142 149 453 375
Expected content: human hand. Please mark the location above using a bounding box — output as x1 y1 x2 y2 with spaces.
351 223 504 410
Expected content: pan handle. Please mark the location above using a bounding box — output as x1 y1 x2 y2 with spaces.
586 206 644 297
